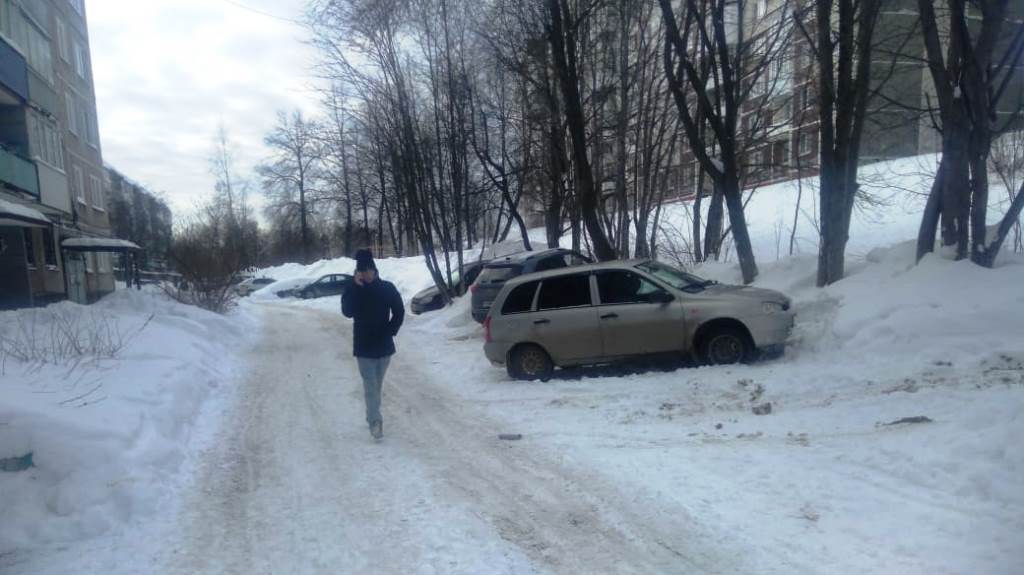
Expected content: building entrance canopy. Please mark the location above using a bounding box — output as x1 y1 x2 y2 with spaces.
0 197 49 227
61 238 143 252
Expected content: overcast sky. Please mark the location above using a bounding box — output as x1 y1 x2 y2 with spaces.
89 0 324 220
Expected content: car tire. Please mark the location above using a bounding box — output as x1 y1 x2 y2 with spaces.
699 327 753 365
507 344 554 381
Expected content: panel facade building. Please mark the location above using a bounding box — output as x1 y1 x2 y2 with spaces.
0 0 114 309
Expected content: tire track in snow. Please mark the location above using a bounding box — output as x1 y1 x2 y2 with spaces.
164 305 747 574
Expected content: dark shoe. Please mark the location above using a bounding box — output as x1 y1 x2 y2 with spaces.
371 421 383 440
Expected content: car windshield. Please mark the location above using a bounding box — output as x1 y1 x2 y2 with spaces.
636 261 713 291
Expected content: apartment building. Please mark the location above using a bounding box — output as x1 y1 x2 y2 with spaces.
670 0 1024 197
0 0 121 309
105 165 173 271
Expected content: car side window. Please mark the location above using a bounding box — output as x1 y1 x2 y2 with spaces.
537 274 592 310
502 281 539 314
597 271 668 305
534 255 568 272
568 254 589 266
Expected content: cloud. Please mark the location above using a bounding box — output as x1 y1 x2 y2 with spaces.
89 0 324 220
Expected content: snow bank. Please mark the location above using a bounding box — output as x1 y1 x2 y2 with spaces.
696 240 1024 367
656 153 1018 264
256 255 436 303
0 290 258 554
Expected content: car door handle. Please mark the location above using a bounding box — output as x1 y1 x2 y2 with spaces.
533 319 550 325
600 313 619 320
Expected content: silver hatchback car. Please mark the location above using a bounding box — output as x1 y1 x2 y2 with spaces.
483 260 794 380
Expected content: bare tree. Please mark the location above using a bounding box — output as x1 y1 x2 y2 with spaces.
990 130 1024 254
915 0 1024 267
659 0 794 283
546 0 617 261
259 110 325 265
804 0 883 285
210 126 259 269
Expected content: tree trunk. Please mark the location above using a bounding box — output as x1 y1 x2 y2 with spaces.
722 171 759 283
704 181 724 261
817 169 849 286
613 0 631 258
975 178 1024 267
547 0 617 261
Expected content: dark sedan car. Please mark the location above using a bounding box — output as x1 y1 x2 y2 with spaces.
298 274 353 299
410 259 487 315
470 248 590 323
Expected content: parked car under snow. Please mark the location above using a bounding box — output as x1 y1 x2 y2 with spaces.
235 277 276 297
410 260 487 314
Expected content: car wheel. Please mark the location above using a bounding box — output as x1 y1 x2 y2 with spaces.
700 327 752 365
508 344 554 381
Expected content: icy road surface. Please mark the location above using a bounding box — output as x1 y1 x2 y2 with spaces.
164 305 748 574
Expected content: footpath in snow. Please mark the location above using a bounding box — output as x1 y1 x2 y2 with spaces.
254 237 1024 573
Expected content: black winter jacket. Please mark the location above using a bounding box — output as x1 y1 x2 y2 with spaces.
341 279 405 358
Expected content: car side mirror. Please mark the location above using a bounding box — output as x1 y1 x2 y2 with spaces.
651 291 674 304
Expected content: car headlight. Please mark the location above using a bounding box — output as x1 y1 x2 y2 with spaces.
762 301 786 314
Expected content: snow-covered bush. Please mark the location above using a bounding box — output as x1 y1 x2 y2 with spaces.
0 306 151 369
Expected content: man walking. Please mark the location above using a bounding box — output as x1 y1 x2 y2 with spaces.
342 249 405 440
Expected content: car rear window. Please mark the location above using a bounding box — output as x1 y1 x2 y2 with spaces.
255 278 274 285
501 281 539 314
537 274 592 310
479 264 521 284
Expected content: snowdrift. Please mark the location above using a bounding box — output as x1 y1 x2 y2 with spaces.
0 290 258 554
254 255 437 304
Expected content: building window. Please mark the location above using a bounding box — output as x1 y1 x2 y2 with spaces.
756 0 768 18
799 131 812 155
86 110 99 148
0 1 51 82
90 174 104 210
73 41 87 79
774 99 792 126
85 252 94 274
78 104 90 144
66 93 78 136
73 165 85 204
23 228 36 268
43 228 57 268
28 110 65 170
57 18 68 62
25 21 53 83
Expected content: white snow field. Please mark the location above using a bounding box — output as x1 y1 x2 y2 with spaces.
0 290 258 566
2 153 1022 574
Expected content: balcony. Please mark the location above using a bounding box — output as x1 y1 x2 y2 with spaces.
0 38 28 103
28 69 58 115
0 147 40 196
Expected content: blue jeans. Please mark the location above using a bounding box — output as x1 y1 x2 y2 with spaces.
357 356 391 426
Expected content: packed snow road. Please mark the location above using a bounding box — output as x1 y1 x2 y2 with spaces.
161 304 751 574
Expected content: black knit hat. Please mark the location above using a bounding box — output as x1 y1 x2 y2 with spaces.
355 249 377 272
